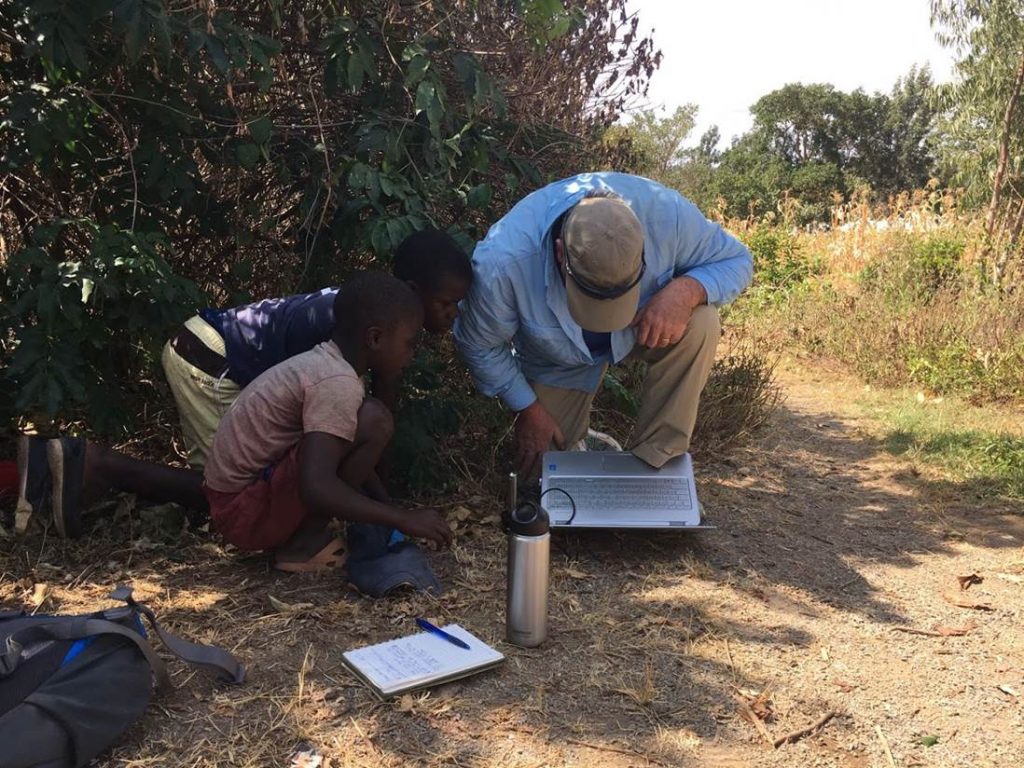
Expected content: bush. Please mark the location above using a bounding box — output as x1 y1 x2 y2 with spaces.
0 0 659 432
738 225 819 308
3 221 205 431
741 222 1024 403
391 347 469 495
858 231 966 302
910 233 964 288
693 351 781 456
590 346 781 459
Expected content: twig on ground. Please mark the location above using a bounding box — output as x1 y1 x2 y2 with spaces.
773 710 839 748
943 592 994 611
875 724 897 767
838 574 863 591
733 694 773 747
350 716 381 757
892 623 976 637
564 737 671 767
724 636 737 682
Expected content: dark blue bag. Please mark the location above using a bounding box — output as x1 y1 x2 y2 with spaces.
0 586 244 768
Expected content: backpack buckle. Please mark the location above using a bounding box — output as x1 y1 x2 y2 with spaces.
108 585 137 607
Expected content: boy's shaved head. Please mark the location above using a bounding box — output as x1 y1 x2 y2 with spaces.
392 228 471 291
333 272 423 338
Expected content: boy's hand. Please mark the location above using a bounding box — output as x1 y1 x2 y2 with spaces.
398 508 452 548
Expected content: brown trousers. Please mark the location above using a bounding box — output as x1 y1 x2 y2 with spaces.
531 305 721 468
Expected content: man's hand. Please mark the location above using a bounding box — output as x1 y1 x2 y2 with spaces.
398 508 452 548
631 276 707 349
514 401 565 479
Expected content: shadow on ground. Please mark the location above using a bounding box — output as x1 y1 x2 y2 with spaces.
1 397 1021 767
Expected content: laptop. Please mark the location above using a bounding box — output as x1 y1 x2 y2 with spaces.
540 451 708 529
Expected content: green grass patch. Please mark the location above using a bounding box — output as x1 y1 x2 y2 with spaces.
866 398 1024 501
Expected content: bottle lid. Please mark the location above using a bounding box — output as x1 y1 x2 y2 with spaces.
508 501 549 536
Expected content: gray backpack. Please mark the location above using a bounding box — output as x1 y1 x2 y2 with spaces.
0 586 244 768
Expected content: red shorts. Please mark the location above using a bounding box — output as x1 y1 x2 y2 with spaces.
204 446 308 552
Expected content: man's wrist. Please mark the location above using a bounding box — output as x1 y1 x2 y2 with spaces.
675 275 708 308
516 400 541 419
502 378 537 413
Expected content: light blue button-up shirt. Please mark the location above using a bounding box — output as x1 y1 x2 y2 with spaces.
453 172 754 412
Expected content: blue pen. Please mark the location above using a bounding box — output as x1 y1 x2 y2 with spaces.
416 618 471 650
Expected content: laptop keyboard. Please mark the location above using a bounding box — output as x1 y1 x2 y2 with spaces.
545 478 693 517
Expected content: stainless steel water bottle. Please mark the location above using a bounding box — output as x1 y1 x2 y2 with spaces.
505 474 550 647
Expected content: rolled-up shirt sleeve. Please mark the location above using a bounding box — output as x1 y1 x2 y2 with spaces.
672 197 754 306
453 261 536 412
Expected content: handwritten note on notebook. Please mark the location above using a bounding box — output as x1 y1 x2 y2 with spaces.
342 624 504 698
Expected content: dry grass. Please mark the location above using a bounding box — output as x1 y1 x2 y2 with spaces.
4 358 1024 767
730 188 1024 404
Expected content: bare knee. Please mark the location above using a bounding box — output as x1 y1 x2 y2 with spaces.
355 397 394 443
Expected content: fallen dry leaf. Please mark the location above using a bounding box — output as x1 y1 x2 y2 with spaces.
30 583 49 608
733 693 773 746
564 567 590 579
268 594 314 615
733 687 774 721
638 615 671 628
833 679 857 693
396 694 415 712
934 623 978 636
957 573 983 591
449 506 473 523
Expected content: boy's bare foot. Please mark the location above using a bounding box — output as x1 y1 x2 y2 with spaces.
273 523 347 573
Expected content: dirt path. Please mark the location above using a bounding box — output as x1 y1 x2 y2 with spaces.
2 361 1022 767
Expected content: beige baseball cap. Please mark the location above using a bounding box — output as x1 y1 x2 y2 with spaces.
560 197 645 332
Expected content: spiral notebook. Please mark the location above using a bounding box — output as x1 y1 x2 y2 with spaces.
341 624 505 699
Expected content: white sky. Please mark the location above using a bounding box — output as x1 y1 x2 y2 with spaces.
627 0 956 146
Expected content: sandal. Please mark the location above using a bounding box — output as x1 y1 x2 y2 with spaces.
273 537 347 573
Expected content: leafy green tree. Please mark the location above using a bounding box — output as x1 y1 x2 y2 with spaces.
750 83 846 167
0 0 660 430
671 125 722 212
693 126 722 165
839 67 938 196
623 104 698 176
887 66 940 191
932 0 1024 286
699 75 940 222
709 132 793 220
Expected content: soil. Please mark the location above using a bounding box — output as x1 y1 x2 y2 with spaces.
2 359 1022 767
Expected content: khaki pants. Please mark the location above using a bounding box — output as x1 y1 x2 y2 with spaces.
161 316 240 468
532 305 721 468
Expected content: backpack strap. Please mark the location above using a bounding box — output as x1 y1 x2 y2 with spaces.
0 616 172 690
108 586 245 685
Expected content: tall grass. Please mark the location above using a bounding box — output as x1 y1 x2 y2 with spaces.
731 189 1024 404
